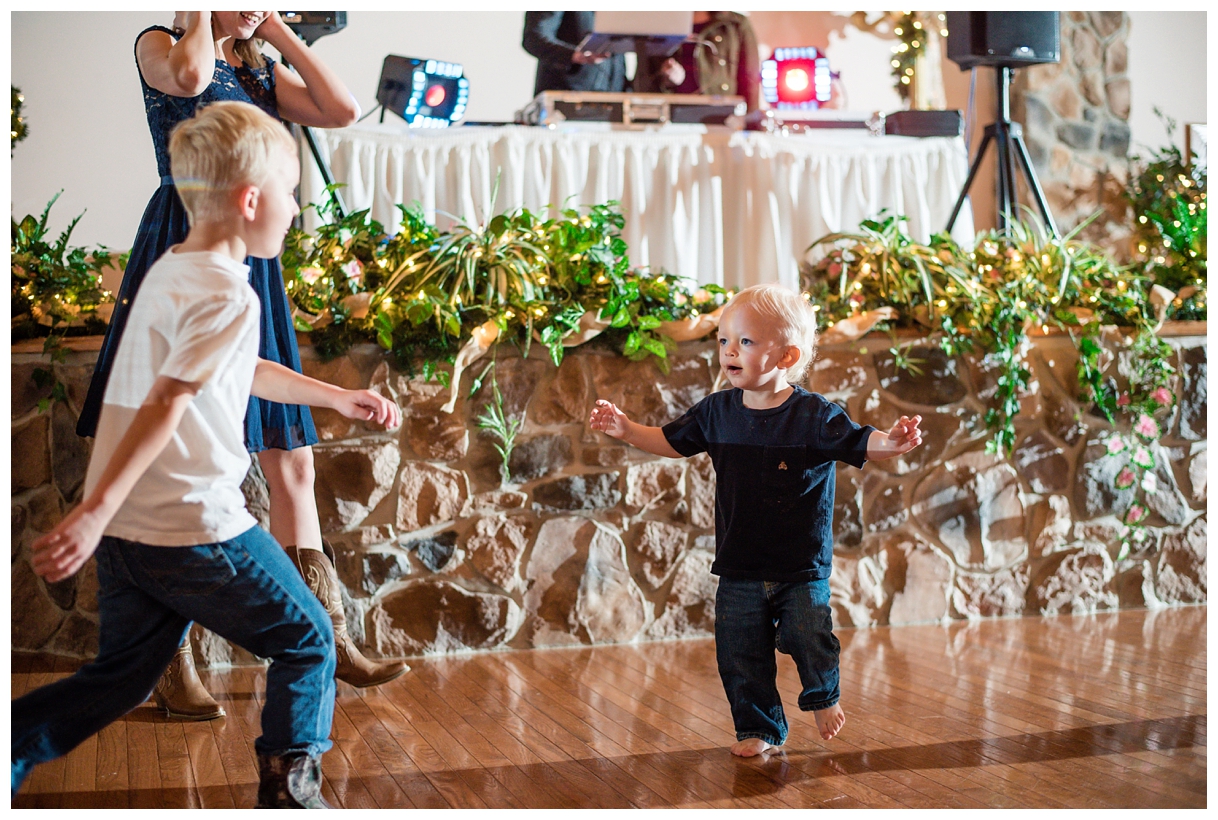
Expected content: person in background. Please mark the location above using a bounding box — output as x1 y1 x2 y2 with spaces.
633 10 760 112
77 10 406 723
522 11 626 95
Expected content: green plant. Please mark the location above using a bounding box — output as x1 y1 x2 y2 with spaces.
472 361 522 486
12 192 123 411
1083 328 1178 556
888 12 947 102
282 190 724 377
802 210 1157 456
1125 111 1207 321
887 335 925 377
12 86 28 150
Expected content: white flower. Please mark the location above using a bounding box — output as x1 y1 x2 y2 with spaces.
1140 473 1158 494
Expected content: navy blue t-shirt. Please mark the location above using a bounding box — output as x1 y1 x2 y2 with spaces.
662 386 875 582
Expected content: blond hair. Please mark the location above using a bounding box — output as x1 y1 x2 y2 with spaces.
168 100 295 225
722 284 819 383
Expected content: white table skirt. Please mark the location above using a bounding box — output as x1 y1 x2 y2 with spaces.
301 123 973 290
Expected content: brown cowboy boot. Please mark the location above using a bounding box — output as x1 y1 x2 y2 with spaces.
286 543 408 688
256 752 334 808
153 633 225 721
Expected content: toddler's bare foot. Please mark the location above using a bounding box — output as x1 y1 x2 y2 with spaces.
730 738 776 757
814 704 846 740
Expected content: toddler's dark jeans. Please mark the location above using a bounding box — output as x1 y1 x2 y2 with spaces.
715 577 840 747
11 526 336 795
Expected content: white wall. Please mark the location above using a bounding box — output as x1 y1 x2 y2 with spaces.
1127 11 1207 156
10 11 536 249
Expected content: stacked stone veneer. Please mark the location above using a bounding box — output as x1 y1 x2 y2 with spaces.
1012 11 1132 254
11 330 1207 666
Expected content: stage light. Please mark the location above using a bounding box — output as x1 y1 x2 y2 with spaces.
376 55 470 128
783 67 809 93
761 47 831 110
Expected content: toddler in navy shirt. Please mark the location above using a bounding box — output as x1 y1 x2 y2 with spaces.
590 284 922 757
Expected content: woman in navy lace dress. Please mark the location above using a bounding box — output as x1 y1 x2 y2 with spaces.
78 11 405 717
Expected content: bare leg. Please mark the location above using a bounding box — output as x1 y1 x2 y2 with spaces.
259 447 323 552
730 738 777 757
814 704 846 740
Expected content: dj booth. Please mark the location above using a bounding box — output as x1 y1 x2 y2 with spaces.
299 122 973 290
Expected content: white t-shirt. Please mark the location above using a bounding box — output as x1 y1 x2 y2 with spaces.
84 249 261 546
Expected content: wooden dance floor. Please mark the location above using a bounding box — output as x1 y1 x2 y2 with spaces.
12 606 1206 809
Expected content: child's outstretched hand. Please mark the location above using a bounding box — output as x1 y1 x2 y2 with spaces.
866 414 923 460
334 388 402 429
886 414 923 455
589 399 630 440
30 503 108 582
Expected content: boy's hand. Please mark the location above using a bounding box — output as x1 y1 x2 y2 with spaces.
30 504 108 583
334 389 401 429
886 415 923 455
589 399 630 440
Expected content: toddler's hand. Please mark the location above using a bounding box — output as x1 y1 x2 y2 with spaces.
335 388 401 429
589 399 630 440
887 414 923 455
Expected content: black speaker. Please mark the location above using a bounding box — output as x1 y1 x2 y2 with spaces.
945 12 1059 70
280 11 347 46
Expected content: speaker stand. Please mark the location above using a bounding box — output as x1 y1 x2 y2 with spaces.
946 66 1058 238
279 55 347 221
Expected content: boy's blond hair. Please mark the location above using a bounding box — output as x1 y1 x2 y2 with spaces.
722 283 819 383
168 100 296 225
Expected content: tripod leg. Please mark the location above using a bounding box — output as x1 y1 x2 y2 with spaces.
946 132 993 233
1012 133 1060 238
994 128 1015 230
302 125 347 219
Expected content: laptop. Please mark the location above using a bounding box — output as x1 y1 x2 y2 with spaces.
577 11 693 57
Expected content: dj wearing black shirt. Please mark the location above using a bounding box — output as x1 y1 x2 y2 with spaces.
522 11 627 95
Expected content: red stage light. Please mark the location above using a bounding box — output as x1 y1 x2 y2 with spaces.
425 84 447 107
762 47 832 110
783 67 810 93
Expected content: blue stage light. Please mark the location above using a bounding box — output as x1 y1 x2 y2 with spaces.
376 55 469 127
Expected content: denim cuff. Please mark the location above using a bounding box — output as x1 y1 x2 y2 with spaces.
736 731 785 746
798 695 840 712
254 739 334 759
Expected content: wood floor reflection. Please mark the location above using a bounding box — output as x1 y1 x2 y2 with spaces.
12 605 1206 808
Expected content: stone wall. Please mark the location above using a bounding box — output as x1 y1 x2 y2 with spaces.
1012 11 1132 254
11 328 1207 666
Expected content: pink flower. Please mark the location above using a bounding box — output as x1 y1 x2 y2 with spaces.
1116 392 1131 407
342 259 364 283
299 266 325 285
1105 436 1126 455
1152 387 1173 406
1133 414 1160 439
1115 467 1136 490
1132 447 1154 470
1124 504 1147 525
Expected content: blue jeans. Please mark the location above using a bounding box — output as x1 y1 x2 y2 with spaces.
11 526 335 795
715 577 840 746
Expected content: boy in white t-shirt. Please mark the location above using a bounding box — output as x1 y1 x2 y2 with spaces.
11 101 400 808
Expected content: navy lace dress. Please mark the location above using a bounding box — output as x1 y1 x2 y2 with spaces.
77 25 318 452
